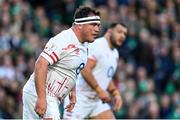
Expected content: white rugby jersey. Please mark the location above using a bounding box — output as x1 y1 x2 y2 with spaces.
23 28 87 99
76 37 119 98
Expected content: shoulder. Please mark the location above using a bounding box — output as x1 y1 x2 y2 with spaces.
114 48 119 59
89 37 105 47
50 29 74 46
95 37 105 44
53 29 72 41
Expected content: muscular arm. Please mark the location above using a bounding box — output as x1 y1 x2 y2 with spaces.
81 58 111 102
34 56 49 117
65 85 76 112
35 56 49 99
107 80 122 111
107 81 118 94
81 58 100 92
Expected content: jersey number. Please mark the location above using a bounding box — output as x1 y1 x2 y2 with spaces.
107 66 114 78
76 63 85 75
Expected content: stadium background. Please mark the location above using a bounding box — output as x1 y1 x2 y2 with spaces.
0 0 179 119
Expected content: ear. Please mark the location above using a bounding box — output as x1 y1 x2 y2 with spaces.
107 29 112 34
78 24 83 29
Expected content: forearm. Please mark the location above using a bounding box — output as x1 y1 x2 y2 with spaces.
34 56 48 99
66 84 76 112
81 68 102 93
69 85 76 102
108 81 122 111
70 84 76 96
108 81 120 96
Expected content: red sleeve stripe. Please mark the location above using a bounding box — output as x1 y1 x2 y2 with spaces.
43 51 58 63
52 52 59 61
49 54 56 63
43 51 55 63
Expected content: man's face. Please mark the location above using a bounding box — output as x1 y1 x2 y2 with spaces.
81 23 101 43
110 25 127 48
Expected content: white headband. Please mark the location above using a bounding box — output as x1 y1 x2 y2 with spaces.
74 16 100 24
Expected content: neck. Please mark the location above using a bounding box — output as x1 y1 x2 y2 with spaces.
104 32 114 49
71 25 83 43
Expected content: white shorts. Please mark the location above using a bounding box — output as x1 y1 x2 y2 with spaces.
63 93 110 119
23 92 61 120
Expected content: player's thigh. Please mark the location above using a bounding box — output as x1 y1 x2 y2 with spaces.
23 92 60 120
91 109 115 119
45 96 61 120
90 101 115 119
23 92 40 119
63 95 94 119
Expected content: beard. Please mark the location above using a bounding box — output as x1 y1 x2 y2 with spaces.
110 36 119 48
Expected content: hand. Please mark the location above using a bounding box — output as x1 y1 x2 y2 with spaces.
113 95 122 112
65 91 76 112
34 97 47 118
97 89 111 103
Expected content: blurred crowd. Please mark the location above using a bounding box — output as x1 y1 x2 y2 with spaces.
0 0 179 119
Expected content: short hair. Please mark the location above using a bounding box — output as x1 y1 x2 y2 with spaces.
74 6 100 19
109 22 127 29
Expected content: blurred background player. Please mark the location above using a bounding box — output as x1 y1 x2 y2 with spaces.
63 22 127 119
22 6 100 119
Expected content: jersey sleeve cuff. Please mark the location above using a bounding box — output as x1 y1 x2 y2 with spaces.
40 52 54 65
